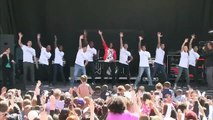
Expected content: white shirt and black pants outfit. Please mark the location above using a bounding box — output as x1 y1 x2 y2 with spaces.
71 49 88 86
152 48 168 83
134 50 153 88
116 48 132 84
21 45 36 89
86 45 97 83
38 47 51 84
53 47 65 85
175 51 190 86
189 49 200 81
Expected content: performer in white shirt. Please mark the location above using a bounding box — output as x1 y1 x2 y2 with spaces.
116 32 133 84
174 38 190 89
37 34 52 84
189 34 200 81
18 32 38 90
53 35 66 85
134 36 153 88
152 32 167 83
71 34 88 86
84 30 97 85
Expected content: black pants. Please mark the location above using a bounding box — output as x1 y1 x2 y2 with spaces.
38 64 51 84
86 62 96 83
152 62 168 83
101 62 115 84
2 69 13 89
189 65 198 81
53 64 65 85
23 62 35 88
116 63 130 84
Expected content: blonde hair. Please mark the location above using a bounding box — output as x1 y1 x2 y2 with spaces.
80 75 88 82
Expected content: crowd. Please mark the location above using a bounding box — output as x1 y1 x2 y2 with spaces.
0 74 212 120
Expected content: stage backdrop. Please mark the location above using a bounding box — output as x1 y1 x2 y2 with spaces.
1 0 213 76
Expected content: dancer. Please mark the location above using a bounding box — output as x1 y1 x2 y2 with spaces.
134 36 153 89
0 48 15 88
204 42 213 88
174 38 190 89
152 32 167 83
71 35 88 86
98 30 117 84
37 34 52 84
53 35 66 85
189 34 200 81
18 32 38 90
116 32 133 84
84 30 97 85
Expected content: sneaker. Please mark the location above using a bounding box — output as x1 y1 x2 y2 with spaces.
173 84 177 90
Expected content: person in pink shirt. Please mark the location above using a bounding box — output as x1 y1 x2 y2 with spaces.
107 96 139 120
77 75 94 98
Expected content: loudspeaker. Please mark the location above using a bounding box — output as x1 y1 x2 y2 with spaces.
0 34 15 83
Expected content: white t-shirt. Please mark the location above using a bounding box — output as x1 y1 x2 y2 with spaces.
105 49 114 62
21 45 36 63
85 45 97 62
189 49 200 67
54 47 64 66
39 47 51 65
139 50 151 67
75 49 88 67
154 48 165 65
119 48 131 65
179 51 189 68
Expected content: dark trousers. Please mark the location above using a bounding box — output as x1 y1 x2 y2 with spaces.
53 64 65 85
38 64 50 84
189 65 198 81
86 62 96 83
2 69 13 89
23 62 35 88
116 63 130 84
152 62 168 83
175 66 190 85
101 62 115 84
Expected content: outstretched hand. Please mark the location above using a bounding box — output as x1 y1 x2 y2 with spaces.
98 30 102 35
157 32 163 38
18 32 23 38
191 34 196 39
139 36 143 41
184 38 189 43
37 34 41 40
120 32 123 38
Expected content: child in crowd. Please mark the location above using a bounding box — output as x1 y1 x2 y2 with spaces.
77 75 94 98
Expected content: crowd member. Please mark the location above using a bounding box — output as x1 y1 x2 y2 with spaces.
71 35 88 86
53 35 66 86
98 30 117 85
18 32 38 90
0 48 15 89
134 36 153 89
116 32 133 84
174 38 190 89
77 75 94 98
204 41 213 89
37 33 52 84
189 34 200 82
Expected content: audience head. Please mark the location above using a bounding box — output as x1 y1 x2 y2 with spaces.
80 75 88 83
107 96 126 114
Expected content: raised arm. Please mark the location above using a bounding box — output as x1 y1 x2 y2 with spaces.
181 38 188 52
18 32 23 47
79 35 84 49
54 35 58 48
138 36 143 51
98 30 108 49
157 32 162 48
83 29 87 41
189 34 195 50
120 32 124 49
37 33 43 48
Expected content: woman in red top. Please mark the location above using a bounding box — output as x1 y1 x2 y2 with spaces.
98 30 117 85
